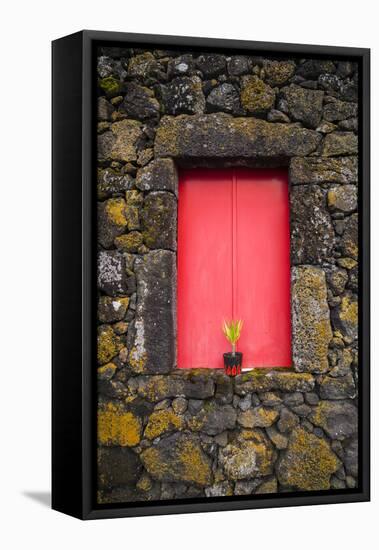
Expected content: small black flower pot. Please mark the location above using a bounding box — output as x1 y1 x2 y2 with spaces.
223 352 243 376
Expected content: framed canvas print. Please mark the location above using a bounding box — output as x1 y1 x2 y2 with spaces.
52 30 370 520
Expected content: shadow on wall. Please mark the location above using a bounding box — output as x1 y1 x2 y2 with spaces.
22 491 51 508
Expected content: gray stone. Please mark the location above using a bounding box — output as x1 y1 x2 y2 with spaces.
266 425 288 449
263 60 296 87
289 156 358 185
98 447 143 488
97 168 133 200
107 120 143 163
234 480 260 495
238 406 279 428
325 266 349 295
97 130 115 162
206 83 241 114
140 433 213 486
98 296 129 323
291 266 333 373
195 54 226 77
205 482 232 497
97 250 129 296
119 82 159 119
188 403 237 435
141 192 177 250
323 132 358 157
136 158 178 195
98 96 114 121
155 113 322 159
309 400 358 440
340 214 358 260
172 397 187 415
319 374 356 400
281 84 324 128
290 186 335 265
332 292 358 341
255 477 278 494
130 251 176 374
267 109 290 123
167 55 194 77
97 198 127 248
283 392 304 407
235 371 315 394
137 374 215 402
296 60 336 79
277 407 299 433
214 372 233 404
305 392 319 406
161 76 205 115
238 394 252 411
227 56 251 76
344 438 358 476
323 99 358 122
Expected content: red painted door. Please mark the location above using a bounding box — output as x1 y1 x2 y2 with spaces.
177 168 291 369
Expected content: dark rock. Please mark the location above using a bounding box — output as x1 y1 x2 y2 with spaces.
266 425 288 449
227 56 251 76
240 75 275 114
277 407 300 433
100 120 142 163
305 392 319 406
140 432 213 486
238 406 279 428
319 374 356 400
206 83 241 114
336 62 355 78
327 185 357 213
340 213 358 260
235 371 315 394
161 76 205 115
98 296 129 323
97 56 128 80
98 198 127 248
338 118 358 132
283 392 304 407
290 156 358 185
97 130 115 162
277 427 340 490
296 60 336 79
155 113 322 159
167 55 194 77
332 292 358 341
344 438 358 476
136 158 178 195
141 192 177 250
323 98 358 122
129 251 176 374
290 186 335 265
309 400 358 440
263 60 296 87
214 372 234 404
195 54 226 78
97 250 129 296
291 266 332 373
119 82 159 119
98 447 143 488
114 231 143 253
98 97 114 121
325 266 349 295
280 84 324 128
318 73 344 95
97 168 133 200
188 403 236 435
322 132 358 156
127 52 160 80
267 109 290 123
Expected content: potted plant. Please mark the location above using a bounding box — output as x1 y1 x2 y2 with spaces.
222 319 243 376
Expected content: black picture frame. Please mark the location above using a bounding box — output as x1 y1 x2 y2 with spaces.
52 30 370 520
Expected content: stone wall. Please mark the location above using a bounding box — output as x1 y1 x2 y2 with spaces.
96 46 359 504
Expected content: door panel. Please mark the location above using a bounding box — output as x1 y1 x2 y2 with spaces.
177 168 291 369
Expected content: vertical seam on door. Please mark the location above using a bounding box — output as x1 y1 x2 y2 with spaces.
232 169 237 320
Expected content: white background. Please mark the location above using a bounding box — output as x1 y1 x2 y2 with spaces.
0 0 376 548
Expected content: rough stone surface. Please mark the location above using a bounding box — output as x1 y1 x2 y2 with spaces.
238 407 279 428
98 447 143 487
332 292 358 341
137 372 215 402
291 185 335 265
141 192 177 250
98 401 142 447
140 433 213 486
219 430 274 480
97 250 130 296
263 60 296 87
292 266 333 373
319 374 356 400
281 85 324 128
328 185 357 213
155 113 322 159
130 251 176 373
289 156 358 185
277 428 340 490
98 198 127 248
240 75 275 114
119 82 159 119
323 132 358 157
206 83 241 114
309 400 358 440
106 120 142 163
161 76 205 115
235 371 315 394
136 158 178 194
188 403 237 435
323 98 358 122
340 214 358 260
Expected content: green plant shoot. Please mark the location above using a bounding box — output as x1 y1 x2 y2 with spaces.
222 319 243 355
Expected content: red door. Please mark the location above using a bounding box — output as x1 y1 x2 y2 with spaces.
177 168 291 369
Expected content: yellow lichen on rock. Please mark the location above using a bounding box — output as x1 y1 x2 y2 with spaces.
97 325 124 365
240 75 275 114
98 402 142 447
110 119 142 163
144 409 184 439
104 198 127 227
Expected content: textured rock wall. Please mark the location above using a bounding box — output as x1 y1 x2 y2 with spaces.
96 46 359 504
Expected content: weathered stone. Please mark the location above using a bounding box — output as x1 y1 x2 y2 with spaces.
98 96 114 121
332 292 358 341
141 192 177 250
290 156 358 185
136 158 178 195
219 430 274 480
325 266 348 295
127 52 159 79
344 438 358 476
240 75 275 114
97 168 133 200
291 266 333 373
188 403 237 435
283 392 304 407
144 409 185 439
309 400 358 440
296 60 336 79
323 98 358 122
161 76 205 115
319 374 356 400
267 109 290 123
266 425 288 449
323 132 358 157
119 82 159 119
130 251 176 373
291 186 335 265
339 118 358 132
227 56 251 76
97 325 124 365
97 250 129 296
255 477 278 494
205 482 233 497
155 113 321 159
235 371 315 394
340 213 358 260
317 121 338 134
106 120 143 163
214 372 234 404
97 130 115 161
167 55 194 77
195 54 226 78
172 397 188 414
234 480 260 495
238 406 279 428
98 447 143 488
114 231 143 253
281 84 324 128
125 189 143 231
98 76 123 98
277 427 340 490
238 393 252 411
140 433 213 486
98 296 129 323
98 401 142 446
277 407 300 433
263 60 295 87
259 391 282 407
138 372 215 402
98 56 127 80
98 198 127 248
206 83 241 114
97 362 117 381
